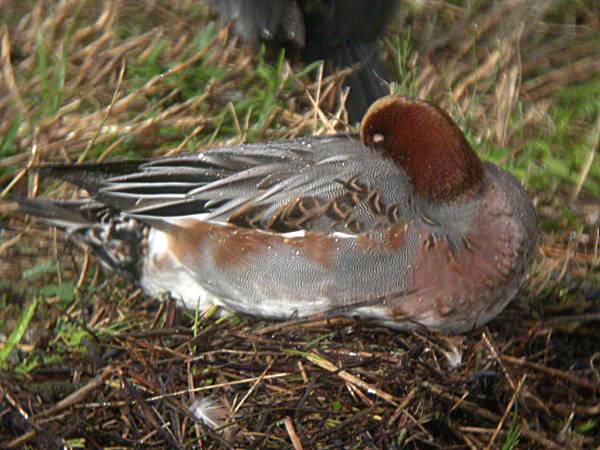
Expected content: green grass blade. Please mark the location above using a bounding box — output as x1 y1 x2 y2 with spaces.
0 298 39 364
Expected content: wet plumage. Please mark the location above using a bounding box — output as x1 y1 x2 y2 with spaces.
18 96 538 333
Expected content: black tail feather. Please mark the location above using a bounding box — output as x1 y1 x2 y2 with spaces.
33 160 149 211
17 197 96 230
35 160 147 195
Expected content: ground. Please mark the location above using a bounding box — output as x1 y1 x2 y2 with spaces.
0 0 599 448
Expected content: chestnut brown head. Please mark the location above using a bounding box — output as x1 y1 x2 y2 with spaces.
361 96 483 202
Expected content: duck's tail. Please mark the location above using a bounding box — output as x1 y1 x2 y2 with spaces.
16 196 146 281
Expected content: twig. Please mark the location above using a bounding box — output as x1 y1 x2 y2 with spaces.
148 373 291 401
570 112 600 204
1 26 27 116
501 354 600 392
302 351 397 405
77 59 126 163
485 375 527 450
543 312 600 325
231 363 272 415
36 366 113 418
422 382 565 450
482 332 516 389
284 416 304 450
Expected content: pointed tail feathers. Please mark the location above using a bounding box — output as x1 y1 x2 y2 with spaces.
16 196 145 281
17 197 98 232
35 160 146 195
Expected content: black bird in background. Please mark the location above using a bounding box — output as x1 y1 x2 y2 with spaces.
209 0 399 122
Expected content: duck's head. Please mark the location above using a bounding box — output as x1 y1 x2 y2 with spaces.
360 96 484 202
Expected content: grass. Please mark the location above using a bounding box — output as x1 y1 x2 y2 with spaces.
0 297 38 368
0 0 599 448
501 408 522 450
520 80 600 195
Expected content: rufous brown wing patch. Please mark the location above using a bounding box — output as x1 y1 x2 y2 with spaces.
166 219 336 271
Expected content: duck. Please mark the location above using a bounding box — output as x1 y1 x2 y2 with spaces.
209 0 400 122
17 96 538 333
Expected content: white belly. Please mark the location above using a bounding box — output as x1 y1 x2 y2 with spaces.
140 229 224 311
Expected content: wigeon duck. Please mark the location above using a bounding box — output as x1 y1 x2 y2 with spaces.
18 96 537 332
210 0 400 122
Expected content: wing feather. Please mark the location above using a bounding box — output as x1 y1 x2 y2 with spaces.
35 136 412 234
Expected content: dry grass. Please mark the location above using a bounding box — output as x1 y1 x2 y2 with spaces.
0 0 599 448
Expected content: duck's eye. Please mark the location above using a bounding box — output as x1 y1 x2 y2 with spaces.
373 133 385 144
